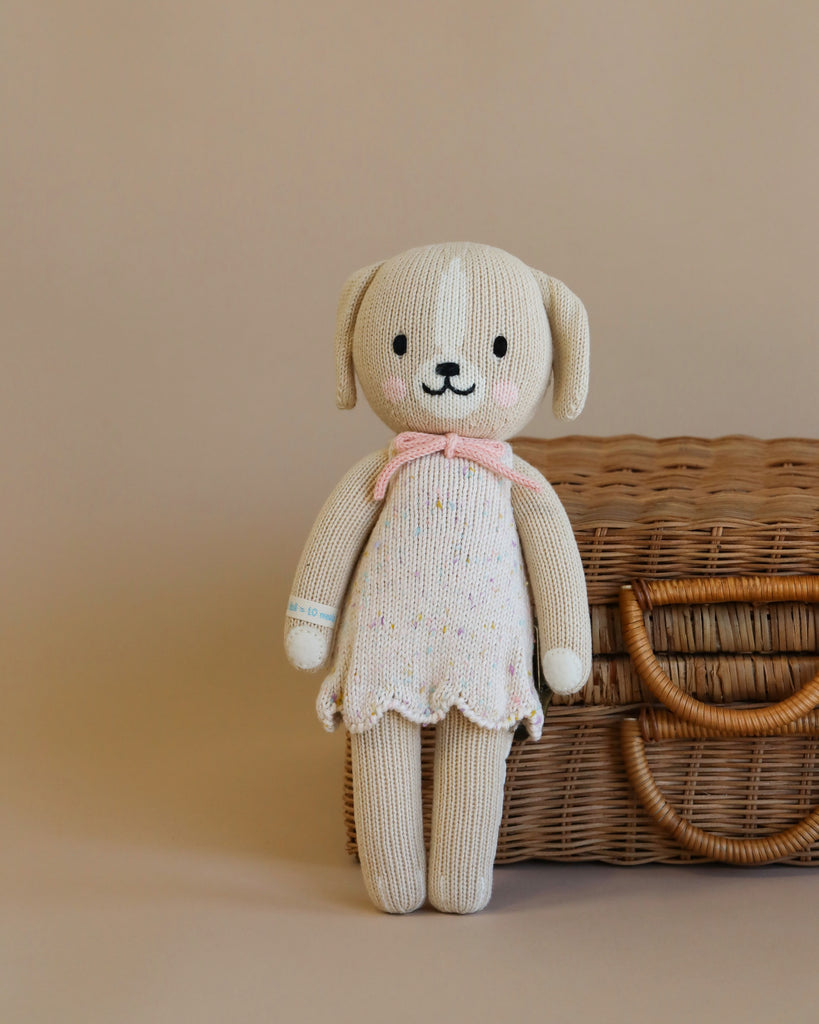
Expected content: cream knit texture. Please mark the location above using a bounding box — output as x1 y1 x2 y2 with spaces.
351 712 426 914
285 242 592 914
284 449 387 671
428 710 513 914
510 454 592 687
317 442 544 739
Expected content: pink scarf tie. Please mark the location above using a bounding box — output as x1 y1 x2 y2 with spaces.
373 431 541 500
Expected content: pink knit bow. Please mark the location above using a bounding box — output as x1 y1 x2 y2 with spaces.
373 431 541 500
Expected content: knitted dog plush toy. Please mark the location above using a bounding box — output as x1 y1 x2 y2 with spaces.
285 242 591 914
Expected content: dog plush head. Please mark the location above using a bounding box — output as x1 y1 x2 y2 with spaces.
335 242 589 439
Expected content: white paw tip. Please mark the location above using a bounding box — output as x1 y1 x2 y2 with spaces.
542 647 586 695
286 625 328 671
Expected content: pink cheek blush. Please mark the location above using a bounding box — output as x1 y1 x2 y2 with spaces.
492 381 520 408
382 377 407 404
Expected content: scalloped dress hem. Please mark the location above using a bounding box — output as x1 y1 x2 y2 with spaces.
317 691 544 742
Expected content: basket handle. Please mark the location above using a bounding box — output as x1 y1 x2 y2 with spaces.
620 576 819 736
621 716 819 864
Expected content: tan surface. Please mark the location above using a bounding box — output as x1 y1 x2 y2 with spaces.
3 1 819 1020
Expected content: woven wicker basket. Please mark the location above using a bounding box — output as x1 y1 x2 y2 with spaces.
343 436 819 865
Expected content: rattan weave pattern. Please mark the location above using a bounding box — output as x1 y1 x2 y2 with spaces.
515 435 819 606
591 601 819 655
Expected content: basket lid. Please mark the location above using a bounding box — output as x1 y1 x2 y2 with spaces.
513 435 819 526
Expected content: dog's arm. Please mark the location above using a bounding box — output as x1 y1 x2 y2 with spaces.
285 448 388 672
511 455 591 695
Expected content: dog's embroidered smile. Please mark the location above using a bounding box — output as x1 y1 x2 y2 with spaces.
422 378 477 397
422 360 477 398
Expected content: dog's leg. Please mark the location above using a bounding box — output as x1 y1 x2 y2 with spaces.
428 710 512 914
350 711 426 914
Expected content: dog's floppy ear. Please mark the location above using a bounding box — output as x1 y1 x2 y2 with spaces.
334 261 384 410
530 269 590 421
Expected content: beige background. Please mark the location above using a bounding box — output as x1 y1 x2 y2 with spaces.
3 2 819 1021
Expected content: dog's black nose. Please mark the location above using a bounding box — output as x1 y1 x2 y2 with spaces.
436 362 460 378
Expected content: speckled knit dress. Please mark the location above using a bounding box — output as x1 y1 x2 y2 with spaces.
317 444 544 740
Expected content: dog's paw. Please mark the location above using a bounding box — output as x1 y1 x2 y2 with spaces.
285 622 332 671
542 647 586 695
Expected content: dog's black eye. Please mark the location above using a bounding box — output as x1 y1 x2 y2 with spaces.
493 335 508 358
392 334 407 356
